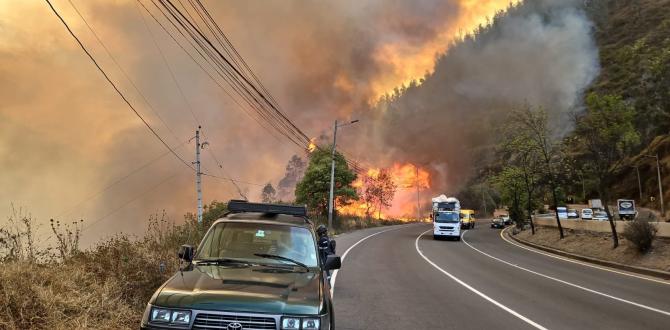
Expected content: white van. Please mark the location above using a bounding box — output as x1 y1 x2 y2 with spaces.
433 211 461 240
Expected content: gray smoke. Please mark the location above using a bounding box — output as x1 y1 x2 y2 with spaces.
346 0 600 194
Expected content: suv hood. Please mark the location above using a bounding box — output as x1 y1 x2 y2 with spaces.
152 264 322 315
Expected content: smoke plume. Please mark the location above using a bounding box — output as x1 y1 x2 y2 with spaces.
0 0 599 242
347 0 600 195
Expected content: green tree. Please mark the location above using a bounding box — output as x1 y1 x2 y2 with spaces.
295 149 358 216
574 93 639 248
261 183 277 203
509 105 566 238
501 115 545 234
491 166 526 224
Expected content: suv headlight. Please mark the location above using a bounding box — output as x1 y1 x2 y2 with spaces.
171 310 191 325
302 318 320 330
281 317 300 330
281 316 321 329
150 307 191 326
151 308 172 322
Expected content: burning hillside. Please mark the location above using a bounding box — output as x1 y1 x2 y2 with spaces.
339 163 432 220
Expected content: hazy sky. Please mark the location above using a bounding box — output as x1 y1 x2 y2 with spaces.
0 0 515 245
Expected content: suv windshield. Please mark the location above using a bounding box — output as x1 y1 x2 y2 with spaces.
195 222 318 268
435 212 460 223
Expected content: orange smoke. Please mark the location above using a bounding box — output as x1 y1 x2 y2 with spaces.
339 163 432 220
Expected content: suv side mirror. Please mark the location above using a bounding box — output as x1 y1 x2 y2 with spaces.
324 255 341 271
330 239 337 254
178 244 194 262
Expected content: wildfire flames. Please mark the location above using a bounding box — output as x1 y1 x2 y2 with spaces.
339 163 431 220
307 137 317 153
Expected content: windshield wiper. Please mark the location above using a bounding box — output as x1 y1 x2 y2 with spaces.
253 253 310 271
194 258 254 267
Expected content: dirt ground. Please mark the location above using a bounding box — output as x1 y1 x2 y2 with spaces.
516 226 670 273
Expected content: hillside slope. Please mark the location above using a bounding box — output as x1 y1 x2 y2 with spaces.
586 0 670 210
588 0 670 141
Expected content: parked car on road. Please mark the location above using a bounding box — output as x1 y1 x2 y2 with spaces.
593 211 609 221
567 209 579 219
141 200 340 330
501 214 512 225
580 208 593 220
491 217 505 229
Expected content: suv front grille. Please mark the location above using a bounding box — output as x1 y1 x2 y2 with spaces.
193 313 277 330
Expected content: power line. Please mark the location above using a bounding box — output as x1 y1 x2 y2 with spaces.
139 0 368 176
81 169 185 232
136 0 285 143
133 0 202 126
152 0 311 148
160 0 368 175
45 0 194 171
53 139 190 220
68 0 182 145
134 2 267 198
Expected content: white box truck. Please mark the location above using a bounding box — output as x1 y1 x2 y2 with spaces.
617 199 637 220
432 195 461 240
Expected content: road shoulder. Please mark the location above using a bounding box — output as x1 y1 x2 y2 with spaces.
505 227 670 281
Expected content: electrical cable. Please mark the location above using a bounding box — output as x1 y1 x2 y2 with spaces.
44 0 194 171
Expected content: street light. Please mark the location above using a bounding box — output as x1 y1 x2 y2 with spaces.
643 154 664 219
630 165 642 202
328 119 359 230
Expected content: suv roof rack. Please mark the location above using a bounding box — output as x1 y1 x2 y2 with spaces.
227 200 308 217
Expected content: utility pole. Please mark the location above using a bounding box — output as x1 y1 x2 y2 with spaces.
416 165 421 221
633 165 642 202
655 154 664 219
328 120 338 230
195 126 203 224
645 154 665 219
579 172 586 203
482 185 487 216
328 119 359 230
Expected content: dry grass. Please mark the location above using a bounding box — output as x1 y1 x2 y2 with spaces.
516 226 670 272
0 212 201 330
0 261 137 329
0 207 403 329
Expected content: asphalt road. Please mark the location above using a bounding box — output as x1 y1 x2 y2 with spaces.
332 223 670 329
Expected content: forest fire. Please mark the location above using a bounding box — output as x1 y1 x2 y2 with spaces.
307 138 317 153
339 163 431 220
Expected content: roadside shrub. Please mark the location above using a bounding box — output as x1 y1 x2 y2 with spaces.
622 220 658 253
0 206 40 262
49 218 83 261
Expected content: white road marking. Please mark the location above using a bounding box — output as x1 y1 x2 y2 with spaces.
462 230 670 317
330 225 410 294
499 227 670 285
415 229 548 330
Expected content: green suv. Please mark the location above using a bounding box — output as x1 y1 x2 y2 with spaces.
140 200 341 330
